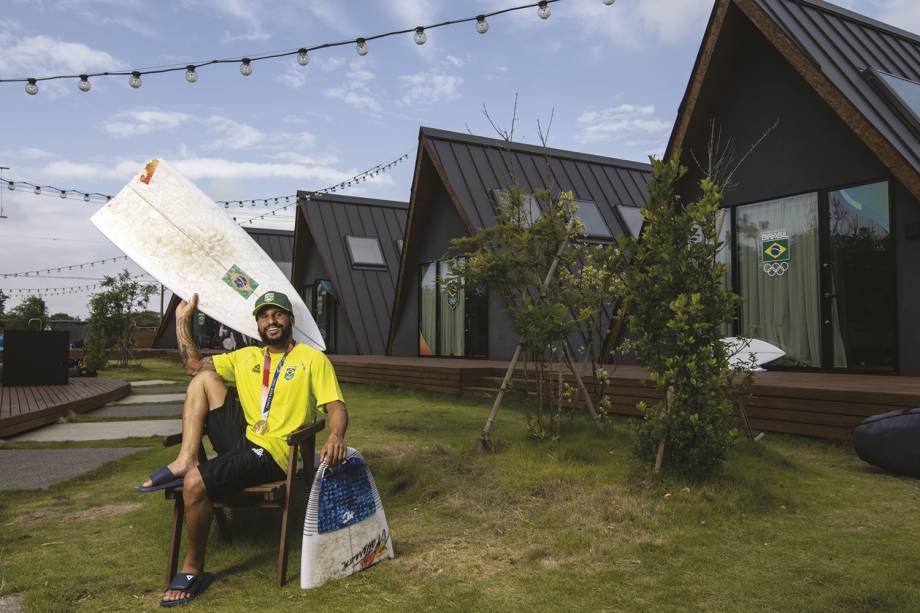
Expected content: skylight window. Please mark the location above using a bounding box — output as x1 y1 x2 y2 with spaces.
345 235 385 268
573 200 613 238
616 205 645 237
865 68 920 129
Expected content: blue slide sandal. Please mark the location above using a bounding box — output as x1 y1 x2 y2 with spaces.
136 465 184 493
160 572 215 608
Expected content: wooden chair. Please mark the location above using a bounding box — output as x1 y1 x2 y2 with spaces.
162 418 325 586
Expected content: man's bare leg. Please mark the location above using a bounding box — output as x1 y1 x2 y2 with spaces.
159 371 226 603
141 371 227 487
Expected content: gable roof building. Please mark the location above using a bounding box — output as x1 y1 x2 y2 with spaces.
387 126 652 361
291 192 408 355
668 0 920 373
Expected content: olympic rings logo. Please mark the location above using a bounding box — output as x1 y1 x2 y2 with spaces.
763 262 789 276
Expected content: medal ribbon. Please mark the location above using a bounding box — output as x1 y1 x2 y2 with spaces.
259 341 296 425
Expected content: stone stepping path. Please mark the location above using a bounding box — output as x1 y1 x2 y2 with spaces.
130 385 188 395
90 403 184 418
9 420 181 442
130 379 177 387
0 448 145 490
110 393 185 405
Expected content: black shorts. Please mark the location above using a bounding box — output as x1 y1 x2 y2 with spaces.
197 389 285 499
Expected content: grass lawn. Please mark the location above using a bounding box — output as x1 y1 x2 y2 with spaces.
99 358 192 384
2 361 919 611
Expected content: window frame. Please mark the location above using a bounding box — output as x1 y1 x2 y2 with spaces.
345 234 387 269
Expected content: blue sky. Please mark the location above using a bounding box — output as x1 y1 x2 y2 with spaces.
0 0 915 318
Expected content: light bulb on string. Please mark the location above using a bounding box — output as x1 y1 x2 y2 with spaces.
240 58 253 76
59 190 66 199
7 181 13 191
129 71 142 88
185 65 198 83
476 15 489 33
414 27 427 45
25 78 38 95
83 193 90 202
356 38 368 56
538 1 551 19
33 186 41 195
78 75 91 92
297 48 310 66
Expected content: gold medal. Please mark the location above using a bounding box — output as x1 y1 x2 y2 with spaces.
252 419 269 434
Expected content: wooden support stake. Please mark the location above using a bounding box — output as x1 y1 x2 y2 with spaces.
562 344 604 433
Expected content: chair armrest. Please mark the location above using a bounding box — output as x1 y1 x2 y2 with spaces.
163 433 183 447
287 419 325 446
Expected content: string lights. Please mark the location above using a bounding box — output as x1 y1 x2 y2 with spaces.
1 255 129 278
1 177 111 203
2 274 154 297
0 152 406 211
0 0 624 95
231 153 410 225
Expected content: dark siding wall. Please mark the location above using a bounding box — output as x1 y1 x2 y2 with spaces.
681 6 888 204
390 171 470 357
894 180 920 374
293 242 358 356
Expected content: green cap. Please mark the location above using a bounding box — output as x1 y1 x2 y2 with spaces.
252 291 294 317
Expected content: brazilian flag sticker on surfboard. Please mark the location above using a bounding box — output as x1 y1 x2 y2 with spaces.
222 264 260 299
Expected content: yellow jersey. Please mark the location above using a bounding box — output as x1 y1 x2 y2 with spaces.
213 343 344 472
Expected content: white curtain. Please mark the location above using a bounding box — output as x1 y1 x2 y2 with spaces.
737 193 821 367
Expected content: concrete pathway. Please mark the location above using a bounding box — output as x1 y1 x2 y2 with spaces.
9 420 181 442
130 379 176 387
90 403 184 418
0 448 145 490
130 385 188 395
110 393 185 405
0 384 187 492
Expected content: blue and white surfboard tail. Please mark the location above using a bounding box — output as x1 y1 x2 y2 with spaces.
301 448 394 589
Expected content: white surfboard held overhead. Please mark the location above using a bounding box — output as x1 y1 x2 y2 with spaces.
90 158 325 350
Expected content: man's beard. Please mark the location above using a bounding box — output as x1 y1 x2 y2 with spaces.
259 320 294 347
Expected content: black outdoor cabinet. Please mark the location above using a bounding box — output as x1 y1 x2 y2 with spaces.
1 330 69 386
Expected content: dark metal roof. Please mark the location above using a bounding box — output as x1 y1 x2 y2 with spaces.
389 126 652 356
244 227 294 262
420 126 652 236
752 0 920 173
296 191 408 355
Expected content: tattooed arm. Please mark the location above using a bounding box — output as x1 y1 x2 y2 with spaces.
176 293 215 375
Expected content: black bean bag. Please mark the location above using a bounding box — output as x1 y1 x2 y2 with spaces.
853 408 920 478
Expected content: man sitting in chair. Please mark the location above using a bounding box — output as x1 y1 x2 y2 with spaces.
138 290 348 607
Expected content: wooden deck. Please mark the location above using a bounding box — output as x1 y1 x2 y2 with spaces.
329 355 920 440
0 377 131 438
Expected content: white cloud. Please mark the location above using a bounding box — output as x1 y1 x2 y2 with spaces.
204 115 266 151
17 147 58 160
387 0 437 26
576 104 672 144
303 1 358 35
444 55 466 68
877 0 920 34
564 0 711 49
399 71 463 106
323 87 383 114
276 59 307 89
102 109 194 137
0 33 125 96
346 65 375 82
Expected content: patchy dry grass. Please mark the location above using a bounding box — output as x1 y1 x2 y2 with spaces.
1 374 919 611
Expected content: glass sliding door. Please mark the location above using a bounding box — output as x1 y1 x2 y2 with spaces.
419 259 489 358
439 263 465 357
315 280 337 353
826 181 894 370
419 263 437 356
736 193 821 367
